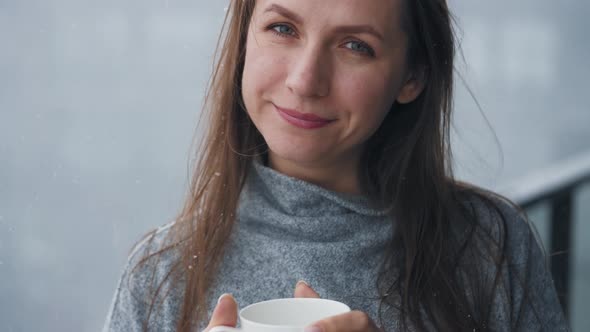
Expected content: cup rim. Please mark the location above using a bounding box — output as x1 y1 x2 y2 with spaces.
238 298 351 328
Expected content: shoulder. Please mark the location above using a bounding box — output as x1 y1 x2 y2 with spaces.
456 186 551 279
124 221 182 301
455 186 540 256
127 221 178 266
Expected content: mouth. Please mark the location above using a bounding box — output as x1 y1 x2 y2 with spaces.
274 104 336 130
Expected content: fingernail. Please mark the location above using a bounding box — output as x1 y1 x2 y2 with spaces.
303 326 323 332
217 293 232 305
296 280 309 287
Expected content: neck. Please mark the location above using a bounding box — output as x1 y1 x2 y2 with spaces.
266 152 363 195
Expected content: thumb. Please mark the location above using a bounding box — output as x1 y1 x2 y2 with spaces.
205 293 239 332
294 280 321 298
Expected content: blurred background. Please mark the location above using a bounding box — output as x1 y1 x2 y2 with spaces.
0 0 588 331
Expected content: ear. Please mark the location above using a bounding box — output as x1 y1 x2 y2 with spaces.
396 68 426 104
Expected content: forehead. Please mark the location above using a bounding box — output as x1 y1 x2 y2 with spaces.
254 0 403 33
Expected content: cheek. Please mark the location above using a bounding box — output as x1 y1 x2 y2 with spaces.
338 70 399 133
242 40 286 112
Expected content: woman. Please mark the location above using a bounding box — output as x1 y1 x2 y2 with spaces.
103 0 568 331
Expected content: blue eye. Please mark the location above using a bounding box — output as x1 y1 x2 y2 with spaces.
344 41 375 56
270 24 295 36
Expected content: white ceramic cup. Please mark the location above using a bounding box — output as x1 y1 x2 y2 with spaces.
207 298 351 332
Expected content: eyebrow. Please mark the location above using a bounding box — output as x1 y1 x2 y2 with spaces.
333 25 384 42
263 3 384 42
264 4 304 25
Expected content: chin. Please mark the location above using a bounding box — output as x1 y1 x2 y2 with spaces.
265 136 330 167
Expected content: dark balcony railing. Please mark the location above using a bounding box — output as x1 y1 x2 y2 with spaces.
499 151 590 319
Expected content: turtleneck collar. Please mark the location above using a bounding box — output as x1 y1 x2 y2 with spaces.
235 158 393 242
239 158 390 218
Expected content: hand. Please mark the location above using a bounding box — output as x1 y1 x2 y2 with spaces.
204 293 238 332
294 281 383 332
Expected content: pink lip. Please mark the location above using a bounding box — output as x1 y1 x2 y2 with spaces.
274 105 335 129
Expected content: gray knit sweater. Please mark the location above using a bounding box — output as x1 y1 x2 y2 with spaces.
102 160 568 331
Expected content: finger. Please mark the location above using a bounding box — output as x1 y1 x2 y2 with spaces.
204 293 239 331
294 280 321 298
304 310 380 332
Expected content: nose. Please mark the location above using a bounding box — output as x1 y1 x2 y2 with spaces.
285 45 331 98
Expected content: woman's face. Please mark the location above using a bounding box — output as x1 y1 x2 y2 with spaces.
242 0 423 179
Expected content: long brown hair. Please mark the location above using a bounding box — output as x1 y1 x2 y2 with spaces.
132 0 540 331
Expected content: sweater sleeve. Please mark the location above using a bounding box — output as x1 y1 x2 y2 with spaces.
503 208 569 331
473 198 570 331
102 250 147 332
102 223 180 332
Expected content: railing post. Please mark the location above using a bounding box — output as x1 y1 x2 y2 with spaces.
550 189 574 318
